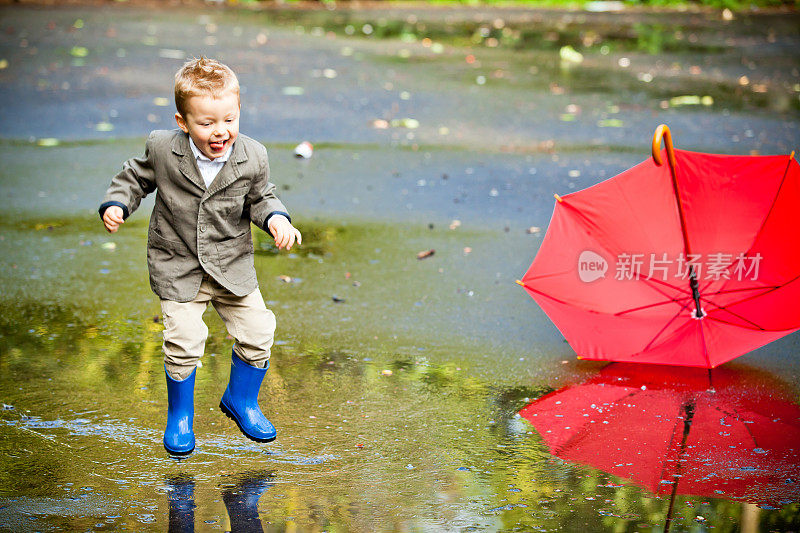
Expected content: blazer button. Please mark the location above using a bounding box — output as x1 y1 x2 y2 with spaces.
199 225 206 232
200 255 207 263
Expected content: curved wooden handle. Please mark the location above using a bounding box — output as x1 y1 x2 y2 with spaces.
652 124 678 168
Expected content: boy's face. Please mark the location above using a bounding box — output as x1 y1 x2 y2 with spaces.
175 90 240 160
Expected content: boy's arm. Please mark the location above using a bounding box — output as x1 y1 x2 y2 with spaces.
248 148 294 235
98 132 158 223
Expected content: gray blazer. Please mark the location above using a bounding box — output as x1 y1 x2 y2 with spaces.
100 129 290 302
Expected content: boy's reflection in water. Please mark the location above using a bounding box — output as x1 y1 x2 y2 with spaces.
167 471 274 532
222 472 275 533
167 475 195 533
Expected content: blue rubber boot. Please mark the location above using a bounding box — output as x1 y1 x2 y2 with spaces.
164 367 196 456
219 351 276 442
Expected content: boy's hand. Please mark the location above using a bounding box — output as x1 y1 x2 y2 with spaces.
103 206 125 233
268 216 302 251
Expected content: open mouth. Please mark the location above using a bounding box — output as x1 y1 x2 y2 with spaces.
209 139 228 152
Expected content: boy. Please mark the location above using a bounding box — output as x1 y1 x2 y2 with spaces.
99 57 301 455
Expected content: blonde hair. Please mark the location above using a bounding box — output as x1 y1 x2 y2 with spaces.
174 57 240 117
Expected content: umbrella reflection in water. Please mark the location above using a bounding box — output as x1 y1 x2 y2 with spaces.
519 364 800 531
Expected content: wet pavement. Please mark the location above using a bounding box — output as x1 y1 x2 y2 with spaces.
1 3 799 531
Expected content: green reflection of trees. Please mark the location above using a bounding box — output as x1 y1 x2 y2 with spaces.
1 294 796 530
259 339 798 531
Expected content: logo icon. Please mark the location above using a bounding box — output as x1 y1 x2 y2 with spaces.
578 251 608 283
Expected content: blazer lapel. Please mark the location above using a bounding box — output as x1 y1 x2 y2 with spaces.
172 132 207 192
205 138 249 198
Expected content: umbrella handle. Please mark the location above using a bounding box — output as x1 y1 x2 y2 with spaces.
652 124 705 320
652 124 678 169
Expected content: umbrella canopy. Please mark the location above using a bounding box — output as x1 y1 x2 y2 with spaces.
519 363 800 508
518 125 800 367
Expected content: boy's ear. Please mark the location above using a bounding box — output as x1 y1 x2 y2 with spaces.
175 112 189 133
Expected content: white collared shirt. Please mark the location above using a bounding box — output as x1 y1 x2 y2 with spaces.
189 137 231 188
188 136 290 230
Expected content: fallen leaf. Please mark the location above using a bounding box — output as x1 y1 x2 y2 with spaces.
597 119 624 128
416 249 435 260
390 118 419 129
158 49 185 60
34 222 62 230
70 46 88 58
669 95 713 107
559 45 583 64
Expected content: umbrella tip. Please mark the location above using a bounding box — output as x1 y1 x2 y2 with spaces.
515 279 524 287
554 193 563 203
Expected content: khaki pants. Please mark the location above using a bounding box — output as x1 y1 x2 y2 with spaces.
161 276 275 380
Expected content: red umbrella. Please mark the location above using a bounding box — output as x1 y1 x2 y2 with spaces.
519 364 800 510
518 125 800 367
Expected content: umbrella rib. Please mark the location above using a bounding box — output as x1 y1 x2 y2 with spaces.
698 274 800 331
559 198 703 317
522 277 694 325
693 155 795 312
706 403 761 449
703 284 782 298
614 277 694 317
704 315 765 331
638 299 695 354
516 280 575 307
740 154 796 262
698 314 712 368
614 296 691 317
560 200 692 299
710 275 800 306
694 289 768 330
